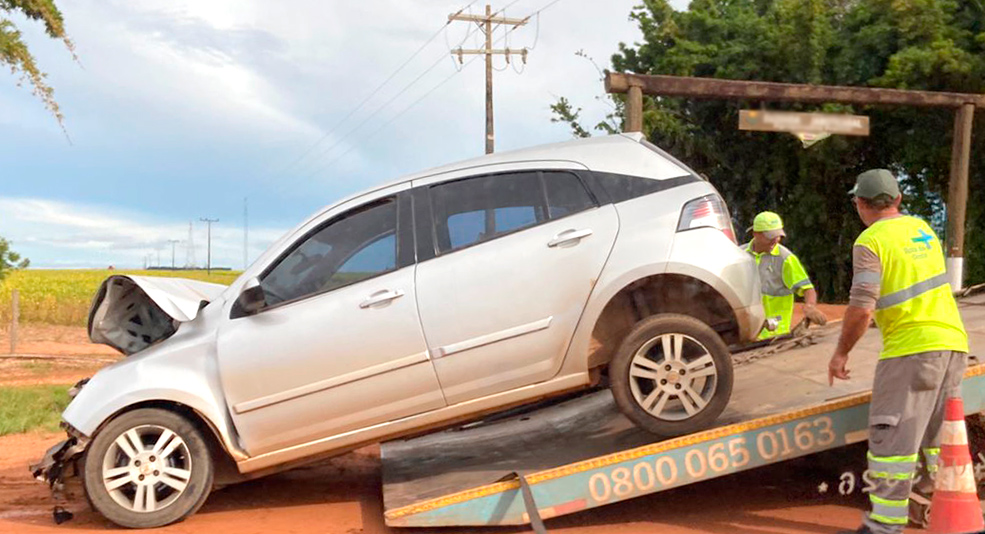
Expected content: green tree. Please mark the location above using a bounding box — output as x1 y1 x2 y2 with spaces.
1 0 73 125
555 0 985 300
0 237 30 282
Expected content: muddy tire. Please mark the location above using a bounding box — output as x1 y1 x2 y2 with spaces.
609 314 734 437
82 408 213 528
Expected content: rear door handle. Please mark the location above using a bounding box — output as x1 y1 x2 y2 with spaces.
548 228 593 248
360 289 405 309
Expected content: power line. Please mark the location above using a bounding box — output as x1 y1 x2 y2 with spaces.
299 47 464 174
312 54 488 173
298 0 566 185
272 23 484 194
262 22 484 200
260 0 481 185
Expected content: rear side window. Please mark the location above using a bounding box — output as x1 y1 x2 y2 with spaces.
592 172 699 204
544 172 595 218
429 171 596 254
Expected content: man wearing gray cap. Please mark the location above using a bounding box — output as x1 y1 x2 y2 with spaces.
830 169 969 533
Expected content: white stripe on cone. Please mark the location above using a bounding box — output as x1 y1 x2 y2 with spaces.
941 420 969 446
936 464 979 493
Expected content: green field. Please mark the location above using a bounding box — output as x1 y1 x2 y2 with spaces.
0 385 71 436
0 269 241 327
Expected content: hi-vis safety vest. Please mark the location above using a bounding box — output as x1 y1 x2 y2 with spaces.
854 216 968 359
744 243 813 339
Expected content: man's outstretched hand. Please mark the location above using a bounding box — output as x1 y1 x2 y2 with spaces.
828 352 850 385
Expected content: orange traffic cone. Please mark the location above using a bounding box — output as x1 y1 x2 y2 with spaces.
928 397 985 534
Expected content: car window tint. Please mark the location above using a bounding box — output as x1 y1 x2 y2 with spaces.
261 198 397 305
447 211 484 249
430 172 547 253
495 206 537 232
544 172 595 218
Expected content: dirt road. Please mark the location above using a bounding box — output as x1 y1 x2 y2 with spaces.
0 315 893 534
0 429 885 534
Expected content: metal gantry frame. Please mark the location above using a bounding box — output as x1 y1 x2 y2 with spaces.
606 72 984 289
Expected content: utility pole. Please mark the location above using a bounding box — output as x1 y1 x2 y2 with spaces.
449 4 529 154
168 239 181 270
186 222 197 268
200 217 219 275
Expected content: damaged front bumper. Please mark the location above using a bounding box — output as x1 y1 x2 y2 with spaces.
29 428 89 497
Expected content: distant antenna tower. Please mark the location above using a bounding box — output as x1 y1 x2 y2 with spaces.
185 221 198 268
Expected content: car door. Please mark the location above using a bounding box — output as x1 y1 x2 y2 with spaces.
413 166 619 405
216 186 445 456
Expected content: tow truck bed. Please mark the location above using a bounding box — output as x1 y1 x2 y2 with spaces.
381 295 985 528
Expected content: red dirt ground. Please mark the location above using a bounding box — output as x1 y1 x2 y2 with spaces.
2 315 896 534
1 324 119 358
0 430 884 534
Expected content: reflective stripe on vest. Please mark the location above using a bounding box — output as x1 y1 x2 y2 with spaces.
875 272 949 310
854 216 968 359
746 242 794 338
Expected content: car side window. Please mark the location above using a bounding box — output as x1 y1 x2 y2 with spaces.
543 171 595 218
429 171 596 254
431 172 547 253
261 198 398 306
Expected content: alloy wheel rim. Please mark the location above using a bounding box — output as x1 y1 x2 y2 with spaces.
627 333 718 421
101 424 192 513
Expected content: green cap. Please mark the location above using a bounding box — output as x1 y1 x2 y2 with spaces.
749 211 785 239
850 169 901 199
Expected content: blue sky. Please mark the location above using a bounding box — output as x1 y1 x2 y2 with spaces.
0 0 682 269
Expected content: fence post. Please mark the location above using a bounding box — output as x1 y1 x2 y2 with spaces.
10 289 19 354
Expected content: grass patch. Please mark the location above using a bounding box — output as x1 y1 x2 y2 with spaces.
0 269 241 327
0 385 71 436
21 360 53 375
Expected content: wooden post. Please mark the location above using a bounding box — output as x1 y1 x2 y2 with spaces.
484 4 494 154
9 290 19 354
947 103 974 291
625 84 643 133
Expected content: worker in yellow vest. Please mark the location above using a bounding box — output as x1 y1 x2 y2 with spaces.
744 211 827 339
829 169 969 534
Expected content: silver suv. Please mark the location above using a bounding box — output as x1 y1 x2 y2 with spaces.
34 133 763 528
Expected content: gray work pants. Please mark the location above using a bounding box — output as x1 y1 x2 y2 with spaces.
862 350 967 533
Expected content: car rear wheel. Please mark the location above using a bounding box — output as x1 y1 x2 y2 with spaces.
609 314 733 437
82 408 213 529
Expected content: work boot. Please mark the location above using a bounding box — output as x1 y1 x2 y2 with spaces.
836 527 874 534
908 490 931 528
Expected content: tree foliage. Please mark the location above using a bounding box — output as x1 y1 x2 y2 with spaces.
0 237 30 282
555 0 985 301
1 0 73 125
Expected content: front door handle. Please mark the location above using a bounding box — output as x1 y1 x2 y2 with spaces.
360 289 405 309
548 228 593 248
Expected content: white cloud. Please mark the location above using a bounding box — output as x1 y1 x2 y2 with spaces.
0 0 645 267
0 197 286 269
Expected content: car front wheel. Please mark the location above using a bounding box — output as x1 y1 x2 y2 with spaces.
609 314 734 437
82 408 214 529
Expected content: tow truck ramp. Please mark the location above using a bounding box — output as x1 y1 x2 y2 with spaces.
381 296 985 528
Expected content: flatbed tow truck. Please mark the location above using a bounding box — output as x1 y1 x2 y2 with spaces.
379 293 985 530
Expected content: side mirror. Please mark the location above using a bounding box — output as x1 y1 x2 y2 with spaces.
231 277 266 319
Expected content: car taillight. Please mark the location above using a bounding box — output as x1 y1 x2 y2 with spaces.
677 194 737 244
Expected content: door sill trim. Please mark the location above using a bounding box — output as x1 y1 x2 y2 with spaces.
235 371 590 473
233 351 431 414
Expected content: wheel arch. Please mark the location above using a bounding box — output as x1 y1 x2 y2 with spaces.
583 271 739 370
87 398 245 486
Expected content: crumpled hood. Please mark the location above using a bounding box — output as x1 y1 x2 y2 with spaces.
88 275 228 355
